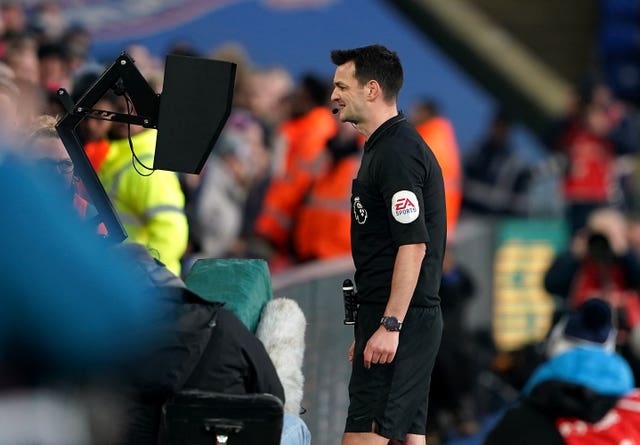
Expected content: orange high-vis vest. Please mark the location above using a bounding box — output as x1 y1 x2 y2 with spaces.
415 117 462 238
73 140 111 203
255 106 337 249
84 139 110 172
293 154 361 260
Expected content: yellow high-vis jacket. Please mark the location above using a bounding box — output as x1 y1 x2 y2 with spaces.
100 129 188 276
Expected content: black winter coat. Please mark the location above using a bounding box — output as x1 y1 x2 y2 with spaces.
114 245 284 445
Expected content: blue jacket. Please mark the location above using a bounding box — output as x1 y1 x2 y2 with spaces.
524 346 634 397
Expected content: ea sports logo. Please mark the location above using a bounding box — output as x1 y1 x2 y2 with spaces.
395 197 415 211
391 190 419 223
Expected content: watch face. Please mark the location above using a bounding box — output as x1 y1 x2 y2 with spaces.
383 316 401 331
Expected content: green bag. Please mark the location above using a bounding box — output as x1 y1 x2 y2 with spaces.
184 258 272 332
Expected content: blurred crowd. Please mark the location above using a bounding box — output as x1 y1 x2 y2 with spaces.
4 0 640 276
3 1 640 444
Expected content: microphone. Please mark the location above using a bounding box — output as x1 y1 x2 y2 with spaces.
342 279 358 325
332 108 339 114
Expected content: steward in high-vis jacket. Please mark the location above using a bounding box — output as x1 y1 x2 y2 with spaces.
101 129 188 276
254 75 337 265
293 124 362 261
413 102 462 239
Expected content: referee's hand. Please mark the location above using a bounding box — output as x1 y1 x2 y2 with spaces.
363 327 399 369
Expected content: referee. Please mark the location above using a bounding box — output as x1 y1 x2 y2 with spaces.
330 44 446 445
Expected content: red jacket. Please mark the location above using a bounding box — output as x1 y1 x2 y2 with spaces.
558 390 640 445
561 125 615 202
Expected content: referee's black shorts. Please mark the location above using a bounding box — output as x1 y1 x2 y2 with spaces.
344 303 442 440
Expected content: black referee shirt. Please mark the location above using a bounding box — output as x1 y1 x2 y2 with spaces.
350 113 446 307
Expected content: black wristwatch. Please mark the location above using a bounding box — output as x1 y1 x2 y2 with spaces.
380 316 402 332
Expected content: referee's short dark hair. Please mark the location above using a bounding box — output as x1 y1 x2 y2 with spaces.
331 44 403 102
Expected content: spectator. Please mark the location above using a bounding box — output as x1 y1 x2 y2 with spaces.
247 66 294 136
292 119 362 261
37 41 71 93
102 95 189 276
113 243 311 445
462 109 532 217
484 298 640 445
209 42 254 111
242 67 294 223
232 110 274 255
123 44 163 92
0 2 26 36
252 73 337 269
37 42 73 117
1 31 39 85
411 98 463 238
544 207 640 335
59 24 92 75
188 131 255 261
545 82 624 234
23 116 82 208
179 108 271 266
29 2 67 44
2 32 47 133
13 77 47 136
70 68 116 173
544 207 640 380
22 114 107 235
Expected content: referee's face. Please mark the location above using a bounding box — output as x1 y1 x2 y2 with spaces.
331 61 366 125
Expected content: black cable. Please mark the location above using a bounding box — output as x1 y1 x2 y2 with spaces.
124 92 155 177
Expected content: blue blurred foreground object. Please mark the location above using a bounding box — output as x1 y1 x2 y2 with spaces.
0 153 160 376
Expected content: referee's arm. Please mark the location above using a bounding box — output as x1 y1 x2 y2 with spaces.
362 243 426 368
386 243 426 321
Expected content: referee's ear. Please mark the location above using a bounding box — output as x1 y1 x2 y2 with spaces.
366 80 381 102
